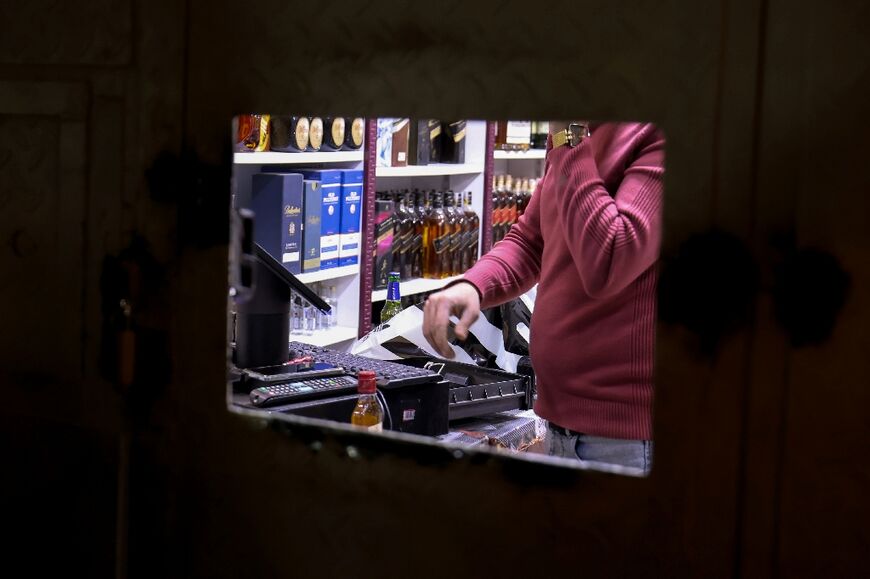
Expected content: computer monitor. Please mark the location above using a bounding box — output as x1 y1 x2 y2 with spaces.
231 208 331 369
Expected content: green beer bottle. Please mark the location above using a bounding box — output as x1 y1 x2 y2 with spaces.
380 272 403 324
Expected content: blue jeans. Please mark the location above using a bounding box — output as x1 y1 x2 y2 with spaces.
547 423 653 475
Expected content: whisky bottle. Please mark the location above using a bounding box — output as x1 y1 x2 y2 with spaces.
435 191 456 278
235 114 271 152
507 180 518 230
423 192 447 279
515 178 526 218
390 194 404 276
307 116 324 151
443 191 460 276
350 370 384 432
491 182 500 244
411 191 425 278
321 117 346 151
343 117 365 150
452 192 468 274
464 191 479 267
269 116 310 152
397 195 415 280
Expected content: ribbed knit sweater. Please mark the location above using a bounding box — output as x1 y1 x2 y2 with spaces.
463 123 665 440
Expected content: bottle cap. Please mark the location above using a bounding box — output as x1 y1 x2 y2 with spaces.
357 370 377 394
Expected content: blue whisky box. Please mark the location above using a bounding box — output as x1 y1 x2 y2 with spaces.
250 172 304 274
302 179 322 273
339 169 363 267
298 169 342 269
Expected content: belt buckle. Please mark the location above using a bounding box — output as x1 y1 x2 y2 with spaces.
566 122 591 147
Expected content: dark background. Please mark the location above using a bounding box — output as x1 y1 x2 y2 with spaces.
1 0 867 577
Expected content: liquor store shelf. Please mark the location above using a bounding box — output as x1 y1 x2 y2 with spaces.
370 275 462 302
295 264 360 284
375 163 485 177
233 151 364 165
290 325 359 347
493 149 546 160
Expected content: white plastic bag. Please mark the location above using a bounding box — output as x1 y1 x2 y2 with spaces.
350 303 524 373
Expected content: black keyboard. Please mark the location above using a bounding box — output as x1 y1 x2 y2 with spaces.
250 374 359 407
290 342 441 389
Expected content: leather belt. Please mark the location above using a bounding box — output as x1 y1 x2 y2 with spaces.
548 422 584 437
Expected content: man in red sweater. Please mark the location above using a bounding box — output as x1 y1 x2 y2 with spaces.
423 121 665 474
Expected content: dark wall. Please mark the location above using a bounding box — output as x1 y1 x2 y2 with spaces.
1 1 867 577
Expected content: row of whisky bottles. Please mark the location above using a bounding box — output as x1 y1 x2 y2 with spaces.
492 174 538 243
377 189 481 281
234 115 365 153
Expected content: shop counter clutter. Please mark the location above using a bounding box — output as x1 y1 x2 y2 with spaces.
438 409 547 453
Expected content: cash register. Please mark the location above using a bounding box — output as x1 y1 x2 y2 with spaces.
229 210 533 437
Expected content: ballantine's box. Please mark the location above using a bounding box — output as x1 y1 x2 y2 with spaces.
301 179 322 273
299 169 342 269
251 172 303 274
339 169 363 267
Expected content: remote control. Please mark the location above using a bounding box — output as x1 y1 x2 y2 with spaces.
249 374 359 407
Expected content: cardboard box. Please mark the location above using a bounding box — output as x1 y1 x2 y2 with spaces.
250 172 303 274
442 119 466 164
298 169 342 270
301 179 322 273
407 119 431 166
390 118 409 167
339 170 363 267
428 118 442 164
376 118 393 167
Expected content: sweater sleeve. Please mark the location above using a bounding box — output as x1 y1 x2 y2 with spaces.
549 127 665 298
461 178 546 308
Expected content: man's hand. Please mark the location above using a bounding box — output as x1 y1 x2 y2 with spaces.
422 281 481 358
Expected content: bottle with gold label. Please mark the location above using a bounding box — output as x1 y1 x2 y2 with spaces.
410 191 425 279
435 193 453 279
492 180 502 243
451 192 467 275
321 117 346 151
443 192 460 276
351 370 384 432
464 191 479 267
269 116 310 152
423 192 447 279
307 116 324 151
343 117 365 150
396 195 414 280
235 114 271 152
507 178 518 230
